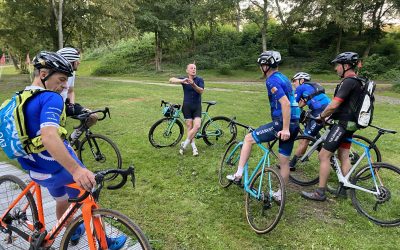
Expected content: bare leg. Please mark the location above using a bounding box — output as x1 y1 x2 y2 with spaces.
295 139 310 157
56 199 69 220
235 133 256 177
318 148 333 188
337 147 351 176
187 117 201 142
278 154 290 185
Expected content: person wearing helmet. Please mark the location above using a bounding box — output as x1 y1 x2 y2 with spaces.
18 51 96 222
57 47 98 145
289 72 331 170
227 51 300 202
301 52 363 201
169 63 204 156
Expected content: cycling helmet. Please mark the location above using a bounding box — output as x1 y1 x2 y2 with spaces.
57 47 80 63
292 72 311 81
257 51 281 67
331 52 359 67
33 51 73 77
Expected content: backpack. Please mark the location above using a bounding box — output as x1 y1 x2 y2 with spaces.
350 76 376 129
304 82 325 101
0 89 67 159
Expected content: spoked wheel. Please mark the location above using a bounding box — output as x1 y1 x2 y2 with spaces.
245 168 285 234
60 208 152 250
289 135 321 186
0 175 38 249
78 134 122 181
202 116 237 146
219 141 242 188
350 162 400 226
148 118 184 148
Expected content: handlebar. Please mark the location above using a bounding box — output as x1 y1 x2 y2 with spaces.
160 100 181 109
71 107 111 121
68 166 135 203
228 117 255 132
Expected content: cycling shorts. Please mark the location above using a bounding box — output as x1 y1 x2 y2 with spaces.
252 120 300 157
182 102 202 120
322 123 354 152
303 119 324 137
29 166 84 201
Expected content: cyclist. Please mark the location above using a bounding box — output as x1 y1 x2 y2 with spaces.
17 51 126 249
301 52 363 201
56 47 98 144
289 72 331 170
169 63 204 156
227 51 300 202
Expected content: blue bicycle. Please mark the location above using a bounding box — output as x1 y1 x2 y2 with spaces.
219 119 285 234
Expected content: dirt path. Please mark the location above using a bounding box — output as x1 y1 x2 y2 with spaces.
82 76 400 105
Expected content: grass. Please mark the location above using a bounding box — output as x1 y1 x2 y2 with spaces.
0 71 400 249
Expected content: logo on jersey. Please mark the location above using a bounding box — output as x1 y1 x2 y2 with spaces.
271 87 278 94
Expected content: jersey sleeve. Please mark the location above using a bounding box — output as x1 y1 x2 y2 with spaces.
334 78 358 102
39 93 64 129
267 78 285 100
295 86 304 102
197 78 204 89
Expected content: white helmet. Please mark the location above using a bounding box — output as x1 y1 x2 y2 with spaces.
292 72 311 81
57 47 80 63
257 51 281 67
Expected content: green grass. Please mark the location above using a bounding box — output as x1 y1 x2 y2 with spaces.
0 72 400 249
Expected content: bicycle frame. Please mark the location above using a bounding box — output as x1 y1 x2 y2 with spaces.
227 140 277 200
0 181 108 250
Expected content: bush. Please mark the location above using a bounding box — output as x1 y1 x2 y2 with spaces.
217 64 232 75
359 54 391 79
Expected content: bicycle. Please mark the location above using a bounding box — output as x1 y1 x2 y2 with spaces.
0 167 152 249
218 119 285 234
69 107 122 179
148 100 237 148
290 112 382 186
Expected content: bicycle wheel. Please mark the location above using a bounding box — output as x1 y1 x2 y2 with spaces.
60 208 151 249
0 175 38 249
78 134 122 180
245 168 285 234
219 141 242 188
289 135 321 186
148 118 184 148
202 116 237 146
349 162 400 226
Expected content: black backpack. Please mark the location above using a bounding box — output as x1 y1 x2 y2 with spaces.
304 82 325 101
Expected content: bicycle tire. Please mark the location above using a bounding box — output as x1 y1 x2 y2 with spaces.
148 118 184 148
219 141 242 188
349 162 400 226
202 116 237 146
60 208 152 249
0 175 39 249
289 135 321 186
245 168 285 234
78 134 122 181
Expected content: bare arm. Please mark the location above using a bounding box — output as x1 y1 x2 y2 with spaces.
169 77 187 84
298 99 306 108
41 126 95 191
67 86 75 103
320 99 342 119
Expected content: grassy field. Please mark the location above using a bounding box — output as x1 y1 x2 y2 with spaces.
0 70 399 249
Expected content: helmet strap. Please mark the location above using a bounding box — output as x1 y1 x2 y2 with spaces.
341 64 356 78
40 70 55 89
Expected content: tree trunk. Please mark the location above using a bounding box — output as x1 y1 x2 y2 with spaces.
7 49 19 70
155 30 162 72
336 28 342 54
261 0 268 51
189 19 195 52
51 0 64 49
235 1 241 32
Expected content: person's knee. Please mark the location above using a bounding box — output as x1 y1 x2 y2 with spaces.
244 133 256 144
319 149 332 162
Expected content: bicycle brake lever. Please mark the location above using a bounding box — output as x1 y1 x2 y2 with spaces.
130 166 136 188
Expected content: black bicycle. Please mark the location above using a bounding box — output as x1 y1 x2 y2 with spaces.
69 107 122 180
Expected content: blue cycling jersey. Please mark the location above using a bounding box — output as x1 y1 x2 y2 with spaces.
179 76 204 104
17 86 82 174
266 72 300 121
295 83 331 115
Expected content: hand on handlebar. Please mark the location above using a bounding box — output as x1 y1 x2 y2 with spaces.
72 167 96 192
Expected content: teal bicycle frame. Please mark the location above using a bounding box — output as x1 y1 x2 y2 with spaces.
226 139 278 200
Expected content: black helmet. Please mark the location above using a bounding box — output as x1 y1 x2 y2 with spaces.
33 51 73 77
331 52 359 67
257 51 281 67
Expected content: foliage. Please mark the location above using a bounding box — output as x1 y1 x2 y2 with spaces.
360 54 391 79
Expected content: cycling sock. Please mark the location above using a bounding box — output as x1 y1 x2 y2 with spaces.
70 129 82 141
182 139 190 149
191 141 197 150
235 166 244 177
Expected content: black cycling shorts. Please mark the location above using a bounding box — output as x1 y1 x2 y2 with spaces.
322 123 354 152
182 103 202 120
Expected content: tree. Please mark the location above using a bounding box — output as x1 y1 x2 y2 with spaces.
243 0 269 51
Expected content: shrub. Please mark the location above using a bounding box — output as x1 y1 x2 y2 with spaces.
359 54 391 79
